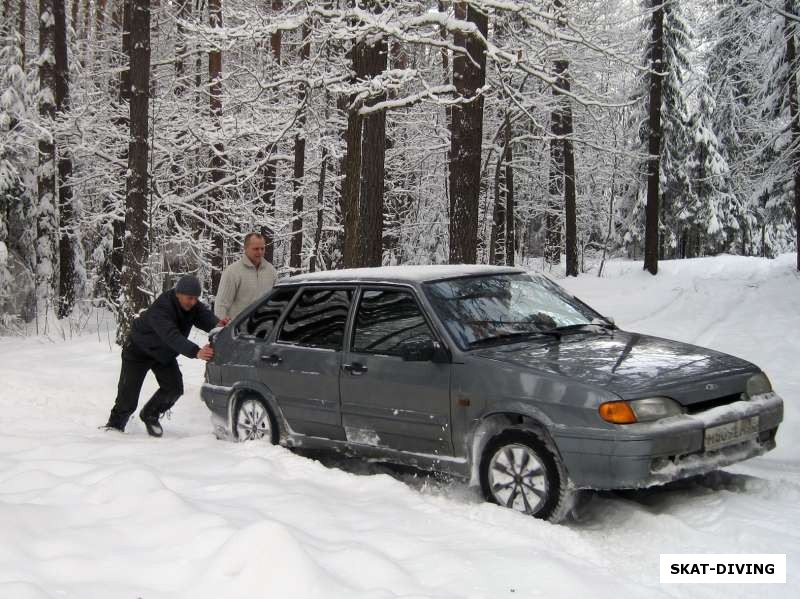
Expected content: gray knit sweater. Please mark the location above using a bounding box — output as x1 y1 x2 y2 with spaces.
214 256 277 319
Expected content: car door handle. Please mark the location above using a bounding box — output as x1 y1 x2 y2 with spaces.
260 353 283 366
342 362 368 376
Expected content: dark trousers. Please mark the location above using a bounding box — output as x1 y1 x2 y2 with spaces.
107 341 184 429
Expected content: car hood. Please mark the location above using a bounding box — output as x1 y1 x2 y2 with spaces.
473 330 759 404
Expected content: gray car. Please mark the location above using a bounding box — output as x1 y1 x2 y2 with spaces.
201 265 784 521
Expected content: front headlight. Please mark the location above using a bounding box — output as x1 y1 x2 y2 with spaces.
746 373 772 398
599 397 684 424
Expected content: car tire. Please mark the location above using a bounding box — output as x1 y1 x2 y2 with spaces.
234 396 277 444
479 429 571 522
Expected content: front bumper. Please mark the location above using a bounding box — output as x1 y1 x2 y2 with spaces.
553 392 784 490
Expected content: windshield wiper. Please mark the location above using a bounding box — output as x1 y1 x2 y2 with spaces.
467 330 559 348
551 321 616 334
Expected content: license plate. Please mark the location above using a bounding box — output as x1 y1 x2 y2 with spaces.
704 416 759 451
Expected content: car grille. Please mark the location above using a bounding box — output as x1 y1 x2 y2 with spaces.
684 393 745 414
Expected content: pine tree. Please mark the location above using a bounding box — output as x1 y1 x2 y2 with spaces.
784 0 800 270
53 0 82 317
658 0 693 259
684 80 740 257
36 0 58 312
706 0 761 256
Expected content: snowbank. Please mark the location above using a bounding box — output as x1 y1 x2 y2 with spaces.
0 254 797 597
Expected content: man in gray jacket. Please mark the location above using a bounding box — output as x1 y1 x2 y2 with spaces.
214 232 277 320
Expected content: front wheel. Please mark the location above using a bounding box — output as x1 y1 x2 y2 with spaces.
479 429 570 521
234 397 277 443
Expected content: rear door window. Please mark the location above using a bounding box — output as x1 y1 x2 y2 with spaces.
277 288 353 350
236 287 298 339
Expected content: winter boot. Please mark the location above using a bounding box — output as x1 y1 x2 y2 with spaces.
139 404 163 438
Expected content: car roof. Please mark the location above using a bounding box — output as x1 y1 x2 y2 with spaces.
279 264 526 286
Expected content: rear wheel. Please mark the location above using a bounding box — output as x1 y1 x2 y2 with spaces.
479 429 570 521
234 397 276 443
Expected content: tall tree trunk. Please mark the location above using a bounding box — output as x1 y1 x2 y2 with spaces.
309 148 329 273
171 0 191 218
191 0 205 242
2 0 10 42
71 0 80 36
546 112 563 264
490 116 513 266
96 0 108 31
118 0 151 341
504 114 515 266
785 0 800 272
290 21 311 272
360 35 387 267
342 106 364 267
553 0 577 276
644 0 664 275
562 96 577 275
37 0 58 310
489 143 506 266
448 2 488 264
19 0 26 66
439 0 451 197
342 1 388 268
261 0 282 264
119 0 131 101
83 0 91 39
261 149 278 263
174 0 191 96
208 0 224 292
53 0 78 317
106 0 132 305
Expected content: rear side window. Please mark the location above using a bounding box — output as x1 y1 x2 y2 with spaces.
237 287 297 339
352 289 434 356
277 288 353 349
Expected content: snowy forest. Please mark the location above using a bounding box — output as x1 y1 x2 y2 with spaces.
1 0 799 336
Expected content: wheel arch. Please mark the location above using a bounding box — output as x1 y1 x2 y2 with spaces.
465 405 564 487
227 382 287 442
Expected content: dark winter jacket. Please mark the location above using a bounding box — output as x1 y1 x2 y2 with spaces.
129 289 219 364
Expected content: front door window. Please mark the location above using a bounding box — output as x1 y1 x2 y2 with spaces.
352 289 435 355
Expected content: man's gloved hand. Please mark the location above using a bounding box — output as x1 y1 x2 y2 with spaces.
197 344 215 361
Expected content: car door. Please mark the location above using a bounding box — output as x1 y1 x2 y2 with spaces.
340 287 453 456
254 286 353 441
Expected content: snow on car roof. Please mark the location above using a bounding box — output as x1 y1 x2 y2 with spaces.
281 264 525 285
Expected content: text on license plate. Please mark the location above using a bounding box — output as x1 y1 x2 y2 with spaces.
704 416 759 451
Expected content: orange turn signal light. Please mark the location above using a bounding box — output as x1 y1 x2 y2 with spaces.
599 401 637 424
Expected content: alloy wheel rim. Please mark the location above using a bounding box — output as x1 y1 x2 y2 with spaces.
488 443 548 514
236 399 271 441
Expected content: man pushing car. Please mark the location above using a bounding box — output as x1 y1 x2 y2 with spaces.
103 274 226 437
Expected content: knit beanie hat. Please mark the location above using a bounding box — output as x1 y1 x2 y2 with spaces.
175 274 202 297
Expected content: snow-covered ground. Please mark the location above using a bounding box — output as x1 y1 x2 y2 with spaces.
0 254 797 598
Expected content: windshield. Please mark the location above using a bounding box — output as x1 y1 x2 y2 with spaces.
423 273 604 349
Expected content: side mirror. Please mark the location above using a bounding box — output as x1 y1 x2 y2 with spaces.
401 339 451 363
605 316 615 326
